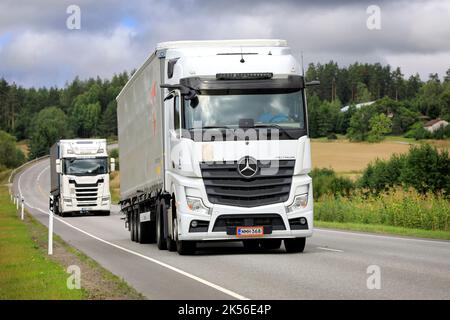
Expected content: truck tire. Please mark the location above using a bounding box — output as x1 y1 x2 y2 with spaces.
156 202 167 250
260 239 282 250
173 217 195 255
130 212 136 242
166 199 177 251
284 237 306 253
138 219 152 244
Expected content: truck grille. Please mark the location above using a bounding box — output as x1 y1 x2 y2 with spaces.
200 160 295 207
69 179 101 203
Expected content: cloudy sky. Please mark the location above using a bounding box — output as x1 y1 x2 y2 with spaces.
0 0 449 87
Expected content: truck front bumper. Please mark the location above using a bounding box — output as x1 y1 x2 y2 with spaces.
177 207 313 241
61 198 111 213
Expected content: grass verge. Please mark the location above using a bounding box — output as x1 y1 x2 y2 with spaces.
0 176 144 299
315 220 450 240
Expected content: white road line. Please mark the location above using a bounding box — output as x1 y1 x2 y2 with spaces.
317 247 344 253
37 165 49 182
18 166 249 301
315 228 450 245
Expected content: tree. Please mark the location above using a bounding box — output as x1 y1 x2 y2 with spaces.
0 130 25 169
355 82 372 103
347 106 376 141
368 113 392 142
28 107 72 158
99 100 118 137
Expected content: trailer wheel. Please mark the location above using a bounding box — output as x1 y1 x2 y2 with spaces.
260 239 282 250
138 217 152 244
156 202 167 250
284 237 306 253
130 212 136 242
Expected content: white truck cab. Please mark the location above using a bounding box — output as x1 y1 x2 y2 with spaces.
50 139 114 216
117 39 316 254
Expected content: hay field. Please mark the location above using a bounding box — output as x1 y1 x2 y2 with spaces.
311 140 412 173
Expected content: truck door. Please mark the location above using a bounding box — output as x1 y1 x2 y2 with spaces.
168 90 182 174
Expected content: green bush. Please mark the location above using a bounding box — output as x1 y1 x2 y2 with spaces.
310 168 355 199
358 144 450 196
0 130 26 169
315 189 449 231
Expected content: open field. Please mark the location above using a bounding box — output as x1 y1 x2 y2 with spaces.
311 140 412 173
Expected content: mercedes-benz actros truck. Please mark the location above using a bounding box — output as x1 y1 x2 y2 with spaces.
116 39 316 255
50 139 115 216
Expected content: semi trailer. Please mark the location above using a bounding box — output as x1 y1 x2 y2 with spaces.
50 139 115 216
116 39 316 255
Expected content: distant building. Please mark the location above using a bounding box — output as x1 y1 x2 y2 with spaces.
423 119 449 133
340 101 376 113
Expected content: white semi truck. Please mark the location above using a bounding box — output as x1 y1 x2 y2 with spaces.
50 139 114 216
116 39 316 255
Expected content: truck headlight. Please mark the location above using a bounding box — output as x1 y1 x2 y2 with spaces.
63 198 73 206
287 193 308 212
186 197 210 215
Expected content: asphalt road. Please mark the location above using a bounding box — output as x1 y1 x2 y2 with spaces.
12 158 450 299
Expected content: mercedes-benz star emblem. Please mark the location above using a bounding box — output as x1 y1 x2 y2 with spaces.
237 157 258 179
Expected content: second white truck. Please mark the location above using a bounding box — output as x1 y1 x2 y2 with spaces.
116 39 315 254
50 139 115 216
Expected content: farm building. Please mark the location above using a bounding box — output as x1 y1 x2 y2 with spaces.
423 119 449 133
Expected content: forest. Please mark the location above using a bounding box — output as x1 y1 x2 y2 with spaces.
0 61 450 165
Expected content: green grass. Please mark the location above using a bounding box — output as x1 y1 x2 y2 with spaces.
0 185 85 299
315 220 450 240
315 189 449 239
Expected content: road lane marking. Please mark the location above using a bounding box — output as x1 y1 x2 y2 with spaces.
36 166 49 198
317 247 344 253
315 228 450 245
18 164 248 300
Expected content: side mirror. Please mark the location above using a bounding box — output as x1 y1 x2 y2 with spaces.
305 80 320 87
55 159 62 174
110 158 116 172
164 91 176 101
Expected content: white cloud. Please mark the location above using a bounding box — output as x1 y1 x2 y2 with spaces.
0 0 449 86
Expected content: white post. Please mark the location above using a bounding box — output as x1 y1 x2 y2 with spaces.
48 208 53 255
21 197 24 220
48 197 54 255
13 195 16 205
16 195 19 210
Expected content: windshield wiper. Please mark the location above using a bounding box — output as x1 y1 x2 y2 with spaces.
253 124 295 139
188 125 233 130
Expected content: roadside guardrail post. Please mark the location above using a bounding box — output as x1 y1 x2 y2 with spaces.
48 196 54 255
16 195 19 210
21 197 25 220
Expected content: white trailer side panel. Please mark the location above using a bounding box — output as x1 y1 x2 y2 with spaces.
117 53 165 200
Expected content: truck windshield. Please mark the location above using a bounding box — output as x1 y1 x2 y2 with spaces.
63 158 108 175
184 91 305 131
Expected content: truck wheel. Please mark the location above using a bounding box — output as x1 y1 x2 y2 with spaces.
284 238 306 253
260 239 282 250
173 217 195 255
156 202 167 250
166 199 177 251
138 218 152 244
130 213 136 242
243 240 260 251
